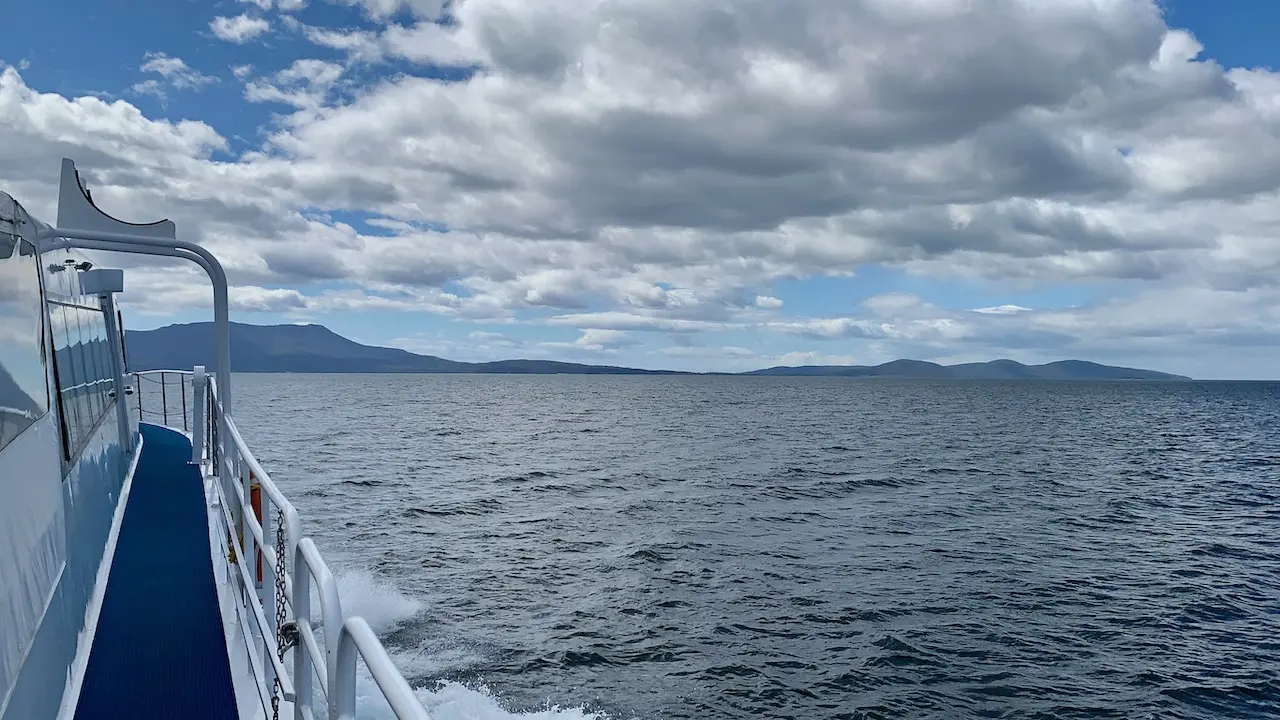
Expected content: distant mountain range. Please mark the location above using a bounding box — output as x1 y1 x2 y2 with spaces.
122 322 1191 380
744 358 1190 380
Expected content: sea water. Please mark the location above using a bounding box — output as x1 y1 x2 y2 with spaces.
234 375 1280 719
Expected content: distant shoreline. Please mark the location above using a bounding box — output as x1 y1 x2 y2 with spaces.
124 321 1192 380
221 370 1199 380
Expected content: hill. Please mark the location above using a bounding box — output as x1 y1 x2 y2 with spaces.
122 322 1191 379
746 358 1189 380
122 322 684 375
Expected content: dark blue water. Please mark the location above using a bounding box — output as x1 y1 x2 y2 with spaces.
234 375 1280 719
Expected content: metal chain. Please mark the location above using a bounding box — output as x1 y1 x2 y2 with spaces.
271 508 288 720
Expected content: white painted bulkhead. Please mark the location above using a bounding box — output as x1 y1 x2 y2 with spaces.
0 196 136 719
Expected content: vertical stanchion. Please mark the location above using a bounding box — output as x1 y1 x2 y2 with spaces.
261 494 277 714
293 549 313 720
100 292 131 453
191 366 206 464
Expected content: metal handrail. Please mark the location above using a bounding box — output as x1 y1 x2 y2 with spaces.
294 538 344 718
335 618 431 720
130 370 193 432
210 478 298 708
130 367 431 720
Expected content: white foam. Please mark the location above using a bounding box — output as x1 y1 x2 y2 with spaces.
413 681 608 720
387 639 492 679
329 568 617 720
333 567 424 633
352 678 609 720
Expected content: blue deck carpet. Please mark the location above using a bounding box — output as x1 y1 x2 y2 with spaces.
76 423 238 719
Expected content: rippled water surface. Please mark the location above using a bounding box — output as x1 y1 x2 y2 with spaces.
232 375 1280 719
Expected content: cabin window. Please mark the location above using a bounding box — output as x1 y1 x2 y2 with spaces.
48 297 117 461
0 229 49 452
44 253 119 462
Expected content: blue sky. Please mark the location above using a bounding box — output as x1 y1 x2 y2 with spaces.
4 0 1280 377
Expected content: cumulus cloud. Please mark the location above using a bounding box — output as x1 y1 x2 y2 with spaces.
210 14 270 43
244 59 345 109
333 0 448 22
4 0 1280 375
241 0 306 9
132 53 218 99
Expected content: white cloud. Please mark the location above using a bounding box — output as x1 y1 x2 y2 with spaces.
331 0 447 22
297 21 480 67
544 312 730 334
240 0 305 10
6 1 1280 375
130 79 165 99
244 59 345 109
138 53 217 89
210 14 270 43
303 26 384 62
538 329 640 353
773 351 860 367
467 330 516 346
972 304 1033 315
577 328 637 348
660 345 756 358
131 52 218 99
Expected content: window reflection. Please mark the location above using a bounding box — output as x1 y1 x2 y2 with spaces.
54 304 80 453
0 228 49 452
43 251 120 462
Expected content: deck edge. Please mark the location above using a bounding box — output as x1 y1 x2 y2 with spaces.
55 432 144 720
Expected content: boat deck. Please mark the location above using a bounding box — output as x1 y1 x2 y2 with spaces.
75 423 238 719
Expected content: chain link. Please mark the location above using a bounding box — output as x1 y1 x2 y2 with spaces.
271 507 288 720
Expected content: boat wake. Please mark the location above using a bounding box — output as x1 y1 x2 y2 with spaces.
333 568 610 720
335 568 425 634
410 682 606 720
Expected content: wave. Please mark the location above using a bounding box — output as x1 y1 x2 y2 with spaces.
413 681 608 720
349 675 610 720
334 567 424 634
331 569 612 719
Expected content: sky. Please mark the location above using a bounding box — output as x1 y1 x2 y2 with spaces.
2 0 1280 379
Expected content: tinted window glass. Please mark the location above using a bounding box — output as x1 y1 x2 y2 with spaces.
49 299 116 460
0 229 48 452
54 304 81 454
41 249 120 462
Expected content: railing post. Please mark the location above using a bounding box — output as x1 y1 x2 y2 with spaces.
161 372 169 427
214 379 235 599
100 291 132 454
241 451 258 592
296 538 345 716
292 546 313 720
191 366 206 464
262 497 277 709
335 624 358 720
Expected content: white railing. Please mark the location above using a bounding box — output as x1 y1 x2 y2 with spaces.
336 618 429 720
132 367 431 720
131 370 194 432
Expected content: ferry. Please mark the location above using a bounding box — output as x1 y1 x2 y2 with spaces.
0 159 430 719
